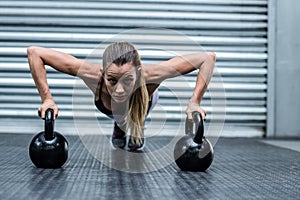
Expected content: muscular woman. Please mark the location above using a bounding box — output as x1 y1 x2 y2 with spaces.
27 41 216 151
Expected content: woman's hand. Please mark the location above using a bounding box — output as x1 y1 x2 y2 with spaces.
38 98 59 120
186 101 206 122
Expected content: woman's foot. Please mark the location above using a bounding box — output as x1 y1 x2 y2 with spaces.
111 122 126 149
128 137 145 151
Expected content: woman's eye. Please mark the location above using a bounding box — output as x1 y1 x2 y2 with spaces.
123 78 133 84
109 79 117 85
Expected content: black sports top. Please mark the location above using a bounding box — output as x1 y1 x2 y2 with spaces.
95 78 113 118
94 77 152 119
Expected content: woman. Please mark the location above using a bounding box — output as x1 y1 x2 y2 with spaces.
27 41 216 151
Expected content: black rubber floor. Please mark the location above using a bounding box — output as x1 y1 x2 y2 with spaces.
1 133 300 200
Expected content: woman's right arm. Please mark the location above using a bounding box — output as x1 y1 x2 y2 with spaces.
27 46 101 119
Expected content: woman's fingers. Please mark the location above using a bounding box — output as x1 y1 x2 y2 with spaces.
198 108 206 121
186 101 207 122
38 99 59 120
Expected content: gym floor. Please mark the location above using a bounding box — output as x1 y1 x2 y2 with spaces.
1 131 300 200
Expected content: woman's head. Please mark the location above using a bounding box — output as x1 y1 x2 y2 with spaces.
102 41 142 103
102 41 149 146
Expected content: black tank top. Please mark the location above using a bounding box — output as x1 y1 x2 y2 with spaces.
94 78 152 119
95 78 113 118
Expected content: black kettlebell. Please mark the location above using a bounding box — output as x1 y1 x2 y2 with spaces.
174 112 214 172
29 109 68 168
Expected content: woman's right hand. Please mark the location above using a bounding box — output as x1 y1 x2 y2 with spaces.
38 98 59 120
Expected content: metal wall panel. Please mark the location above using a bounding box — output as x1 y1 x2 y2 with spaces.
0 0 268 136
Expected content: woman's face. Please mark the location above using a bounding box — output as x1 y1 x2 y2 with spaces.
104 63 137 103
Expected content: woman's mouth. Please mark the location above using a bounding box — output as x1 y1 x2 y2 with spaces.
113 95 127 102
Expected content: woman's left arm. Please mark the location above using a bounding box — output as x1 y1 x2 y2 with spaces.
144 52 216 121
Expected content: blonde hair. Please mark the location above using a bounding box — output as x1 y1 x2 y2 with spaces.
102 41 149 145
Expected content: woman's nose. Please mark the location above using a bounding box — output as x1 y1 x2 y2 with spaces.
115 83 125 93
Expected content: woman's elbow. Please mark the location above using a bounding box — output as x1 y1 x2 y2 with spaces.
207 52 216 62
27 46 40 57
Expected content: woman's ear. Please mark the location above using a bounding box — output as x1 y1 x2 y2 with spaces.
136 67 142 76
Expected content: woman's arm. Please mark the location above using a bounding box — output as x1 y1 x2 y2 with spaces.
143 52 216 120
27 46 101 119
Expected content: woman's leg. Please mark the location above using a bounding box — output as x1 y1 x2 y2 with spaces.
147 89 159 115
111 121 127 149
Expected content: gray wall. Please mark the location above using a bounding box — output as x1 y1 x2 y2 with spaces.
269 0 300 137
0 0 268 137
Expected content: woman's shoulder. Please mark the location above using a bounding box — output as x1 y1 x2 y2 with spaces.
79 63 103 95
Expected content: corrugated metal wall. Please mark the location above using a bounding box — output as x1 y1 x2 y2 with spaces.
0 0 268 136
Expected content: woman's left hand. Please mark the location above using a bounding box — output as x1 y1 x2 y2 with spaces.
186 101 206 122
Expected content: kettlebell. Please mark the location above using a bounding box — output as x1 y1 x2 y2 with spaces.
174 112 214 172
29 109 68 168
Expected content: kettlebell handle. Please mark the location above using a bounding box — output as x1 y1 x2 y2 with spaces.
185 112 204 144
44 109 55 140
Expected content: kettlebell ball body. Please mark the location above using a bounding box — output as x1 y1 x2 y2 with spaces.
174 136 213 172
29 131 68 168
